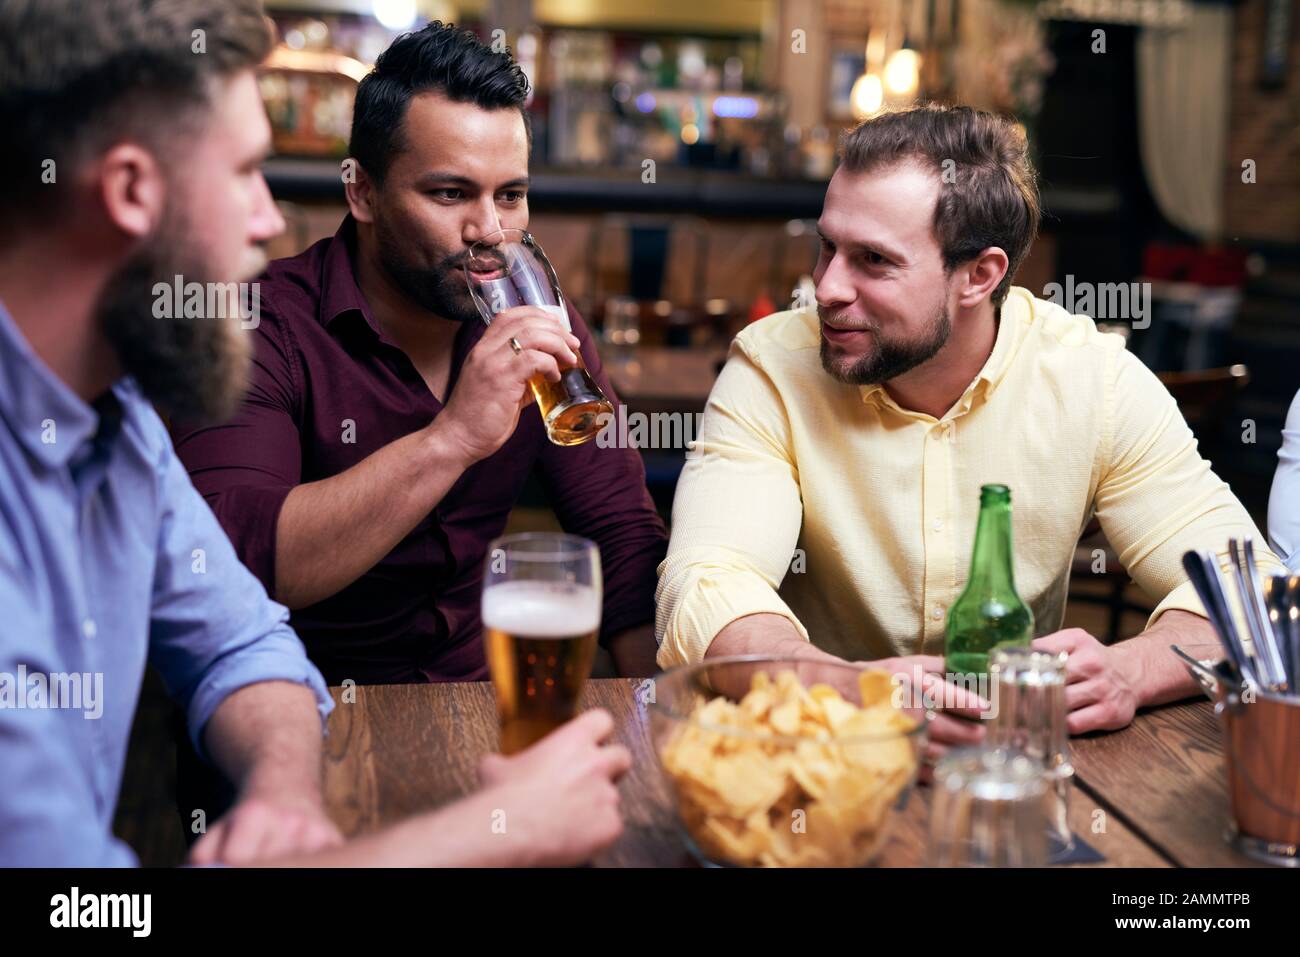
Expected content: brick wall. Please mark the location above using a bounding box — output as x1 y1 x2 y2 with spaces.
1222 0 1300 243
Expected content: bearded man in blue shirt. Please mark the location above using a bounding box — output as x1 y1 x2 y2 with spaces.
0 0 627 867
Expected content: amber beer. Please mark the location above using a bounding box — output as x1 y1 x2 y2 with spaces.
465 231 615 446
527 305 614 445
482 579 601 754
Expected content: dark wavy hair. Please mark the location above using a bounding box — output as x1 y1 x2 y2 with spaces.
840 104 1041 307
349 21 530 186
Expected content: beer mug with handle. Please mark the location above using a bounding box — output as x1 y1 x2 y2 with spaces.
464 228 614 446
482 533 603 754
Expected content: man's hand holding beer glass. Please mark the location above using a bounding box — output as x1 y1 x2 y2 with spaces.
464 228 615 447
270 299 584 611
433 304 584 466
267 707 629 867
473 531 628 863
476 710 630 867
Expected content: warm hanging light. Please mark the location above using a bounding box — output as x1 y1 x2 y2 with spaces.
866 29 887 72
847 31 885 124
850 73 884 120
883 46 921 96
372 0 417 31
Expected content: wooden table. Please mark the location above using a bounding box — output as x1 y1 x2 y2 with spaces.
323 679 1257 867
1070 699 1258 867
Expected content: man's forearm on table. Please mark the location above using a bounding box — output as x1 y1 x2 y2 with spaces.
266 790 519 867
704 612 833 662
1116 609 1215 708
274 420 472 609
203 680 326 801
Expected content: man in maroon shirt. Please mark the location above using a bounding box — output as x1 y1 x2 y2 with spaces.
174 23 667 686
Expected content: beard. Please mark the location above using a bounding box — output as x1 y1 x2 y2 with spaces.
373 214 480 325
818 303 952 386
98 204 253 425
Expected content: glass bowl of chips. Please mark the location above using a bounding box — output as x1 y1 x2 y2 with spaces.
649 656 927 867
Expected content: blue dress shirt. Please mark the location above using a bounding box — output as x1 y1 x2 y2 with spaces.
0 299 331 865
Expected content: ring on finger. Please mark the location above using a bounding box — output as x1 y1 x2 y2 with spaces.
508 336 523 355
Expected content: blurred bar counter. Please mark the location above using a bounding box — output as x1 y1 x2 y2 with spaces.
263 155 1059 334
262 157 841 326
264 156 829 218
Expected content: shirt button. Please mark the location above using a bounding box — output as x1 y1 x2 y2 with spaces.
932 518 943 532
82 618 97 639
932 606 944 621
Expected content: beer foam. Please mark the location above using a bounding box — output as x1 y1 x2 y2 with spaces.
482 580 601 637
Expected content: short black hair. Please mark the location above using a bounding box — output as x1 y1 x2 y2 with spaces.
349 21 530 186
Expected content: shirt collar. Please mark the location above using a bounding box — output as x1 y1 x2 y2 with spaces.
319 214 382 335
857 285 1030 413
0 297 104 468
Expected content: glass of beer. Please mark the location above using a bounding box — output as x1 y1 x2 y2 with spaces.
464 228 614 446
481 533 602 754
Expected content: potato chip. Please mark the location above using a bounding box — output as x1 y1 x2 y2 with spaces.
808 683 840 701
659 667 919 867
819 694 859 732
857 668 894 708
739 687 775 721
768 699 801 736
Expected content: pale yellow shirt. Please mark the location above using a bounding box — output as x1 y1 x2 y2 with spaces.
656 286 1280 669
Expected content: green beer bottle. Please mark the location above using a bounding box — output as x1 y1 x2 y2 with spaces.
944 484 1034 676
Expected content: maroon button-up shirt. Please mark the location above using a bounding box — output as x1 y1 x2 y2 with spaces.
173 217 667 686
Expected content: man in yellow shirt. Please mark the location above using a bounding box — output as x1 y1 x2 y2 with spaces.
656 104 1278 746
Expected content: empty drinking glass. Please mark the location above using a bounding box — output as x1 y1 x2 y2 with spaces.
987 647 1074 854
929 746 1051 867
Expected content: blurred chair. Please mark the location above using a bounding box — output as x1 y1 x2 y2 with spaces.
1070 364 1251 643
585 214 709 342
1132 244 1249 372
767 218 819 307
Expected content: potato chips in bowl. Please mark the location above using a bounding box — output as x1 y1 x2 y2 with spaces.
649 656 926 867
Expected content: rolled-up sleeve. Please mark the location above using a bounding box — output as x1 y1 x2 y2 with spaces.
1095 347 1287 631
172 304 301 594
537 306 668 646
147 436 331 761
655 337 808 669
